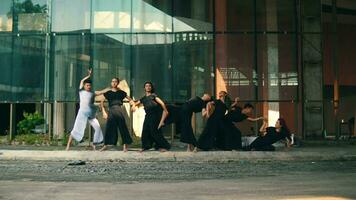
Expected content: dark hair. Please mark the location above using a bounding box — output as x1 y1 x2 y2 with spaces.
278 118 291 136
112 77 120 83
144 81 155 93
83 79 92 84
243 103 254 109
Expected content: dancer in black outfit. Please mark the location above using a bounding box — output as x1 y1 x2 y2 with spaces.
197 91 228 151
217 102 264 150
249 118 292 151
132 82 171 152
100 78 134 152
180 94 211 152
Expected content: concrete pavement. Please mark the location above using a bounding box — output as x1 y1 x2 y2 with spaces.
1 146 356 162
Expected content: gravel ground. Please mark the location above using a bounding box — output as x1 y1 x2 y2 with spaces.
1 160 355 183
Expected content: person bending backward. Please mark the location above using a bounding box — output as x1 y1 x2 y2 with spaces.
99 78 135 152
197 91 229 151
66 69 108 151
132 82 171 152
180 94 212 152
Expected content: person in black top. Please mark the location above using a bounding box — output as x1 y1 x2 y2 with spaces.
180 94 211 152
197 91 229 151
99 78 134 152
132 82 171 152
217 102 264 150
249 118 292 151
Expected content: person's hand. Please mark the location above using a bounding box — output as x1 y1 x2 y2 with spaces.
158 122 165 129
131 106 137 112
103 112 108 120
88 68 92 76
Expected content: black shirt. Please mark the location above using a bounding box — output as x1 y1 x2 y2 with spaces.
264 127 290 143
182 96 207 113
140 94 161 114
104 90 127 107
225 106 248 122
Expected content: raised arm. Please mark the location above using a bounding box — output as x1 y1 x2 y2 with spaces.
155 97 169 129
247 116 264 122
230 97 240 108
95 87 111 96
259 119 268 136
79 69 92 89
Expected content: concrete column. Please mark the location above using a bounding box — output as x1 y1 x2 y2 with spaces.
301 0 323 138
9 103 16 141
263 0 280 126
53 102 65 139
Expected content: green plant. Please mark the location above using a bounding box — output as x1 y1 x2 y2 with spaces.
14 133 50 145
17 112 45 135
61 133 69 146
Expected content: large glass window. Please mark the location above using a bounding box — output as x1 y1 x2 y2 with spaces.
0 0 12 32
256 0 296 32
0 35 12 101
13 0 49 32
257 34 298 101
131 34 173 101
132 0 173 33
322 0 356 136
173 0 213 32
216 0 254 31
52 0 90 32
92 34 131 91
91 0 131 33
52 34 90 101
216 34 255 100
173 33 213 102
13 35 46 101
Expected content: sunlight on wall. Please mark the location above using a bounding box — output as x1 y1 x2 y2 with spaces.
216 68 228 97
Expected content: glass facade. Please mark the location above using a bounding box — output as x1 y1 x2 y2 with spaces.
0 0 355 139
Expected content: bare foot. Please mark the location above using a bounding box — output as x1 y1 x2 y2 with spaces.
193 147 198 153
65 147 70 151
187 144 193 152
159 148 168 152
91 144 96 151
99 145 108 152
123 144 128 152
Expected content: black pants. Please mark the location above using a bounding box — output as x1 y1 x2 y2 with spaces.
141 111 171 150
179 111 197 146
249 136 275 151
104 105 133 145
216 120 242 150
198 117 220 151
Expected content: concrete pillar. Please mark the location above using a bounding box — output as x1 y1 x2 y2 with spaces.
9 103 16 141
53 102 65 139
301 0 323 138
263 0 280 126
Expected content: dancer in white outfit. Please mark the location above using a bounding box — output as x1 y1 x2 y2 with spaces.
66 69 107 151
